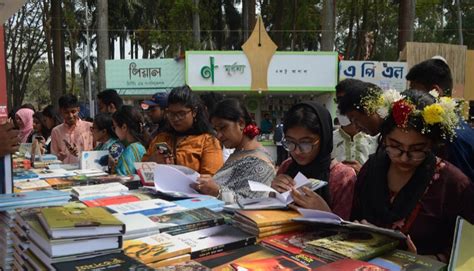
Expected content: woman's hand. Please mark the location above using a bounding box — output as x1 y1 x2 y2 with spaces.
406 234 417 254
191 174 220 197
271 174 296 193
290 186 331 211
342 160 362 173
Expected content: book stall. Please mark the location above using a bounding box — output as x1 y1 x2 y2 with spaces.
1 143 469 271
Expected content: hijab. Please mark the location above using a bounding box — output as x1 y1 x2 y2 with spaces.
15 108 34 143
285 101 333 200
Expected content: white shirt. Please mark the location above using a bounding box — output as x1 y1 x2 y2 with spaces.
332 128 378 165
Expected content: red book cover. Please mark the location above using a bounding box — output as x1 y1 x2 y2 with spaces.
82 194 140 207
314 259 388 271
231 254 325 271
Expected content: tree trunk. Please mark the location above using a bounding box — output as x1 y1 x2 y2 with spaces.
242 0 249 43
51 0 65 104
97 0 109 93
291 0 297 50
248 0 256 31
273 0 284 49
321 0 335 51
356 0 368 60
345 0 356 59
120 27 126 59
192 0 201 49
398 0 415 53
42 0 55 100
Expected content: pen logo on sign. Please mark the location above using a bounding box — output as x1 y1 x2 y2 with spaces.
201 56 218 83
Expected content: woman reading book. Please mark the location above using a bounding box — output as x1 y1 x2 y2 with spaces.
142 86 223 175
270 102 356 219
190 99 276 203
351 89 474 261
112 106 147 175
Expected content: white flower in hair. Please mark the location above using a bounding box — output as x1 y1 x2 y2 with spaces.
375 89 404 119
376 107 389 119
429 89 440 98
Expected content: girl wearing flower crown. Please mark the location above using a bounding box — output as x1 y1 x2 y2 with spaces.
191 99 275 203
351 89 474 261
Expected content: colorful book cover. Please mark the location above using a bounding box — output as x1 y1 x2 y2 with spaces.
174 197 225 211
154 260 210 271
314 258 389 270
52 253 153 271
148 208 225 235
261 228 343 255
82 194 141 207
448 217 474 271
146 254 192 269
369 249 447 271
80 150 109 171
45 178 74 189
175 224 257 259
231 253 325 271
14 180 51 191
106 198 181 216
234 209 301 227
305 230 399 262
123 233 191 264
12 169 39 181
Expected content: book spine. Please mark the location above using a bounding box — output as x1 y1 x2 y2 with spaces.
190 236 257 259
161 218 225 236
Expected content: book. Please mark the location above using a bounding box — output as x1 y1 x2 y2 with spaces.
106 198 184 216
239 173 328 210
154 260 210 271
174 197 225 212
294 208 406 240
80 150 109 171
135 161 159 186
175 224 257 259
13 179 51 191
113 213 161 240
123 233 191 264
0 190 70 210
233 219 303 238
234 209 301 228
52 252 152 271
82 194 141 207
38 206 125 239
314 258 388 270
261 228 344 256
71 182 129 199
369 249 447 271
45 178 74 190
448 216 474 271
148 208 225 235
147 254 192 269
231 253 325 271
12 169 39 181
152 164 201 196
304 230 400 262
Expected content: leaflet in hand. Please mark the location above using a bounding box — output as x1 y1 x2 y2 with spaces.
238 172 326 209
153 164 201 197
294 208 406 240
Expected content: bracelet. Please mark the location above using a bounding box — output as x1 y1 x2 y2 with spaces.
216 188 222 199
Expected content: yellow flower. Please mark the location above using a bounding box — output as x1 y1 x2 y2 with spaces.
422 104 445 125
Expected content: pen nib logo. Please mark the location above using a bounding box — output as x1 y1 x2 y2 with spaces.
201 56 218 83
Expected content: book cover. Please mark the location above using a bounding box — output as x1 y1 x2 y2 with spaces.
106 198 182 216
176 224 257 259
148 208 225 235
12 169 39 181
82 194 141 207
39 206 125 239
72 182 128 197
231 253 325 271
112 213 160 240
45 178 74 189
147 254 192 269
174 197 225 211
369 249 447 271
80 150 109 171
154 260 210 271
305 230 399 262
13 180 51 191
234 209 301 227
52 252 153 271
123 233 191 264
0 190 70 209
448 217 474 271
314 258 389 270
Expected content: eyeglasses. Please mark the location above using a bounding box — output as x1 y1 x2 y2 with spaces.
166 110 192 121
282 138 320 153
385 145 428 161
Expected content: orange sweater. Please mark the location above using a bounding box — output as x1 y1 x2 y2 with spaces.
143 132 223 175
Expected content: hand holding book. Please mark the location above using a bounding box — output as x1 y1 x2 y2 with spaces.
289 186 331 212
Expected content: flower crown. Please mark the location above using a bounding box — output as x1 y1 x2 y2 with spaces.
360 89 466 141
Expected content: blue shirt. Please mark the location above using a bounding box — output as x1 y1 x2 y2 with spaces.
116 142 146 176
445 121 474 182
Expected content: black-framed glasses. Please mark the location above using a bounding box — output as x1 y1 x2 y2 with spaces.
385 145 428 161
166 110 192 121
282 138 320 153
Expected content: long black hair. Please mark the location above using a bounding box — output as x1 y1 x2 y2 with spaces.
33 112 50 139
42 105 62 126
93 113 118 139
166 85 214 135
210 98 256 137
112 105 147 146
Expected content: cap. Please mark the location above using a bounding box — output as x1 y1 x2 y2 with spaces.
143 92 168 108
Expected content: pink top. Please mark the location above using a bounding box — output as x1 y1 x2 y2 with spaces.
50 119 94 163
15 108 34 143
278 158 357 220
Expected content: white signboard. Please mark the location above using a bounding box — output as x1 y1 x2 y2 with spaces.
186 51 338 91
339 61 408 92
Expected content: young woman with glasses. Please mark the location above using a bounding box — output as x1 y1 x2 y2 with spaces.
270 101 357 219
142 86 223 175
351 89 474 261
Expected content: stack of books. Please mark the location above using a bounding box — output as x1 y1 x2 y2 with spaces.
233 209 303 239
0 191 70 270
14 179 52 192
124 232 192 268
12 206 125 269
71 182 129 201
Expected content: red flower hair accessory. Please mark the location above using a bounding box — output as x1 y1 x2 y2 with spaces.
392 100 415 127
243 124 260 139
